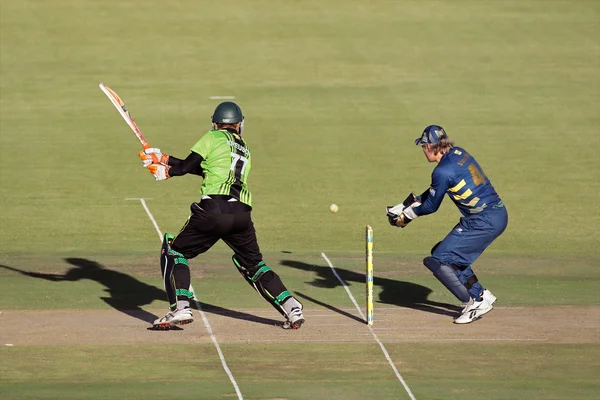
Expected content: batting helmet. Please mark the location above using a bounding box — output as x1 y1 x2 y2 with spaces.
212 102 244 124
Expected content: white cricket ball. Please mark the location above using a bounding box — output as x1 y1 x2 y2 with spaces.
329 204 339 213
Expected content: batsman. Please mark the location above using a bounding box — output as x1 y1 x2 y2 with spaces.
386 125 508 324
139 102 305 330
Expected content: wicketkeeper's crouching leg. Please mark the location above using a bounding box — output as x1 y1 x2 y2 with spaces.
153 233 195 329
422 256 497 324
232 254 305 329
422 256 471 303
450 265 484 300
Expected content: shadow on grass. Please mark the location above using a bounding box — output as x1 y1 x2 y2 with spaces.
280 259 461 321
294 291 365 324
0 259 282 327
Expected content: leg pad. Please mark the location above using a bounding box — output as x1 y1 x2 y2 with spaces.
232 254 293 317
423 256 470 302
161 233 191 310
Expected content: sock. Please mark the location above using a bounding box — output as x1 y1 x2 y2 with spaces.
173 263 193 308
281 297 302 315
177 300 190 310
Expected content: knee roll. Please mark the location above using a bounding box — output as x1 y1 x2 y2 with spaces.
232 254 270 282
232 254 292 316
423 256 441 273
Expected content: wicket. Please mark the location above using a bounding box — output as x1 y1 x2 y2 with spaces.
366 225 374 326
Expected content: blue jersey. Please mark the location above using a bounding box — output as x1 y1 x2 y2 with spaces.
414 147 501 217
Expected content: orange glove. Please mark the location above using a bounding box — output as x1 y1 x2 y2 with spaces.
147 163 170 181
138 148 169 168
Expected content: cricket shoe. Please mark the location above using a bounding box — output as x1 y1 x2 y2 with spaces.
454 298 493 324
458 290 496 314
482 289 497 305
282 307 305 330
153 307 194 330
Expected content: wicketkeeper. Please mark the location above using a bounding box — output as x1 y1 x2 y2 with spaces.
387 125 508 324
139 102 305 330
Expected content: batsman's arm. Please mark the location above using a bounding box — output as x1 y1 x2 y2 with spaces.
167 151 204 177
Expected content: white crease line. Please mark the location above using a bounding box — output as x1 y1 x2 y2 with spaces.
305 313 363 318
214 338 554 344
321 252 417 400
353 336 549 342
373 306 522 311
138 199 164 242
135 198 243 400
405 338 549 342
209 96 235 100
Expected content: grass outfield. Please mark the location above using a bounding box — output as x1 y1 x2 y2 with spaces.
2 344 598 400
1 0 599 399
1 252 598 310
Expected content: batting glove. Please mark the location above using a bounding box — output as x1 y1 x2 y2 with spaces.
147 163 171 181
138 148 169 168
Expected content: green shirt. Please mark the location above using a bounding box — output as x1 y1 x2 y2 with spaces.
190 129 252 206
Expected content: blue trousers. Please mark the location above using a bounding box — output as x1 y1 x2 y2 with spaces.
432 205 508 298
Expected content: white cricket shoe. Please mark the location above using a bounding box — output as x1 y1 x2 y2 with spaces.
482 289 497 305
282 307 305 330
153 307 194 329
454 298 493 324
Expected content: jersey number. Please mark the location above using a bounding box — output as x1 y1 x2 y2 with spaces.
468 164 486 186
230 153 249 175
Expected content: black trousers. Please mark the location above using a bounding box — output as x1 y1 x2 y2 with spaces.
171 196 263 267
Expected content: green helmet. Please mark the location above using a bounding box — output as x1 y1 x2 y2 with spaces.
212 101 244 124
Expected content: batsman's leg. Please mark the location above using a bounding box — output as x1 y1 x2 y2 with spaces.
160 233 178 310
154 233 194 329
232 254 305 329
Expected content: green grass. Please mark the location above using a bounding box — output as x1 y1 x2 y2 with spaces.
1 251 598 310
1 0 599 399
396 343 600 400
2 344 599 400
1 0 599 256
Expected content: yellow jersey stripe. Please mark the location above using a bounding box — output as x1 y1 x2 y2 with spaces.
460 197 480 207
469 204 488 213
449 179 466 193
453 189 473 200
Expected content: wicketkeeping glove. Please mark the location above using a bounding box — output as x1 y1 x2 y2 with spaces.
386 193 421 228
147 163 171 181
396 206 419 228
138 148 169 168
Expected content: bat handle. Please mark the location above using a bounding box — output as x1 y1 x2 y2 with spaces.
142 143 150 150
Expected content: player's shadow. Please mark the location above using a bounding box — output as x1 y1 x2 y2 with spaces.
280 260 461 320
0 259 282 327
0 259 163 323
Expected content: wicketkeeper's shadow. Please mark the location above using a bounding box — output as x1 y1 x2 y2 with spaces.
280 260 461 320
0 259 283 327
